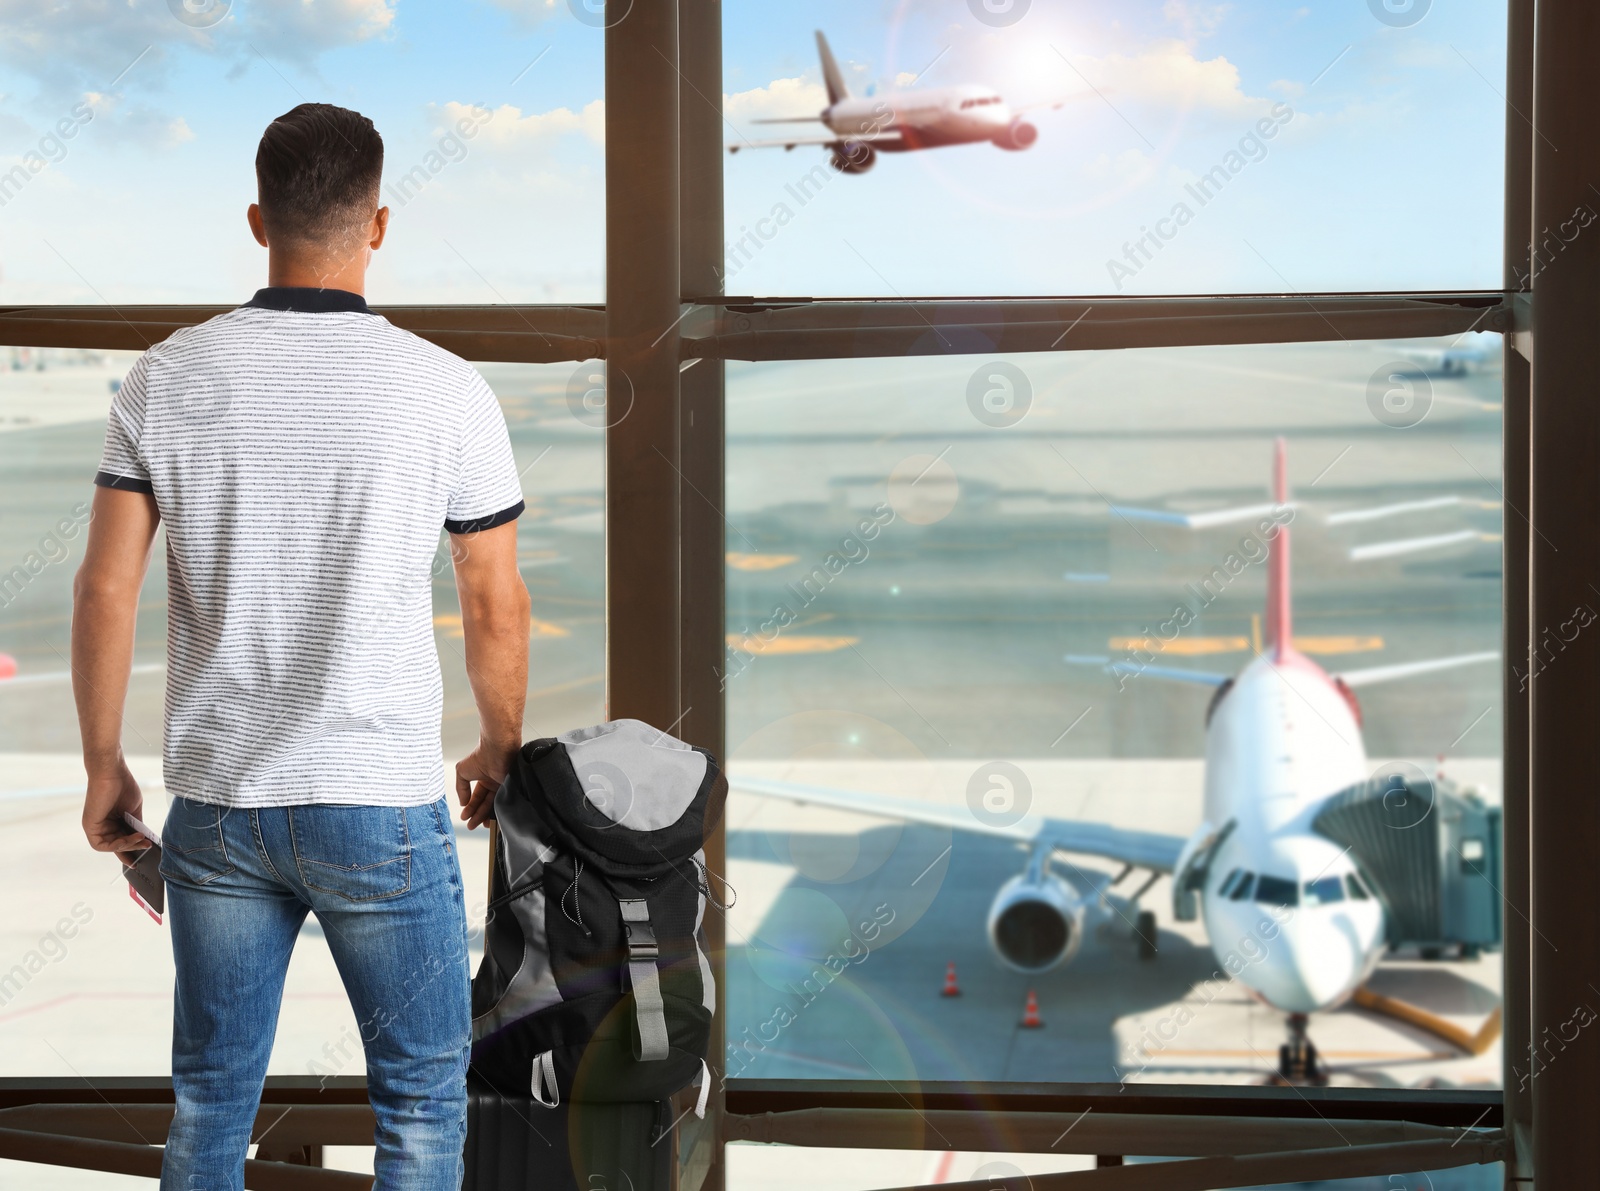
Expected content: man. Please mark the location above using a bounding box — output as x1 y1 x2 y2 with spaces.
71 103 530 1188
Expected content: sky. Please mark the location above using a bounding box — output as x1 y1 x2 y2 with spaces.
0 0 1508 304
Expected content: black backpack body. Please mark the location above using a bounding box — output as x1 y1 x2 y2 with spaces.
469 720 725 1108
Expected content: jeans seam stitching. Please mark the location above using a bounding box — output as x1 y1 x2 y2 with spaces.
254 808 287 883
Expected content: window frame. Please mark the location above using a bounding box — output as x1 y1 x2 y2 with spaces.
0 0 1536 1186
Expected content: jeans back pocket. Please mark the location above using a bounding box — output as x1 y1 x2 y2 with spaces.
158 798 238 886
289 805 412 902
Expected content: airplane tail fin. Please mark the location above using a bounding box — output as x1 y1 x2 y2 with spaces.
1265 436 1292 657
816 31 850 105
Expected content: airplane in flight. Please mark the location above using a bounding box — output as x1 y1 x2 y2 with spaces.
728 31 1069 175
735 439 1500 1083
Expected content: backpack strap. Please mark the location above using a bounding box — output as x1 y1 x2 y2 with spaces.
618 898 670 1061
530 1050 559 1108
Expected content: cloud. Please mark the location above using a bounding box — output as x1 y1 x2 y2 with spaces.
1162 0 1231 39
1073 40 1270 120
448 99 606 149
244 0 396 59
725 76 828 125
484 0 562 23
0 0 396 103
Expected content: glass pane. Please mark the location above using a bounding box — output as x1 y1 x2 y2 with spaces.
724 336 1504 1092
0 349 601 1087
727 1147 1503 1191
722 1 1506 295
0 7 603 303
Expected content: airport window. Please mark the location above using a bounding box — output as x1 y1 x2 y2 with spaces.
0 9 604 305
724 336 1502 1090
0 0 1531 1183
0 354 602 1084
722 1 1507 296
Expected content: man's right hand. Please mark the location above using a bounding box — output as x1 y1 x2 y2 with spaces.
82 756 147 863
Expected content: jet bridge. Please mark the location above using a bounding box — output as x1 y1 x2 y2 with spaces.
1313 769 1502 957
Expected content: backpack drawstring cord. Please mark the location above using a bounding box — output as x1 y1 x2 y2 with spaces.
561 858 592 937
687 855 737 911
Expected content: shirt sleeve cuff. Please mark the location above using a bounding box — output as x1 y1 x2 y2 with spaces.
94 470 154 494
444 499 525 535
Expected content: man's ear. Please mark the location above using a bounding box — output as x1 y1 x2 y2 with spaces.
247 203 269 248
370 206 390 252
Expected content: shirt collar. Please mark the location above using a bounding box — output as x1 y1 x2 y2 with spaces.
242 286 372 314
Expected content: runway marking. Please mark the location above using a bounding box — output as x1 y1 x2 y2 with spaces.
727 552 799 572
728 633 859 656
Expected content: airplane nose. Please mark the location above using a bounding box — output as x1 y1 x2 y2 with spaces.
1238 913 1365 1014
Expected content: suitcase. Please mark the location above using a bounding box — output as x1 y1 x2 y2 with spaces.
463 1079 675 1191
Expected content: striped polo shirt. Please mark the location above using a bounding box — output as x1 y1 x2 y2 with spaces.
95 286 524 808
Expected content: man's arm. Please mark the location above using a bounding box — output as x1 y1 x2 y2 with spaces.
450 520 531 828
72 485 161 855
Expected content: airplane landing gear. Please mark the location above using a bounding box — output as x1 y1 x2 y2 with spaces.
1277 1013 1328 1085
1135 909 1158 960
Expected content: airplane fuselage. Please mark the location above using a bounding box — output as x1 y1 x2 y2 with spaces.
824 85 1023 150
1192 650 1387 1014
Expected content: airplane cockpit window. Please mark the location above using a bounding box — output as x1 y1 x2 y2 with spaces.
1216 867 1242 897
1253 875 1300 907
1302 876 1345 906
1347 873 1373 900
1228 872 1256 902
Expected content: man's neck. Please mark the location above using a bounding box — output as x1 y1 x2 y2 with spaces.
265 255 368 297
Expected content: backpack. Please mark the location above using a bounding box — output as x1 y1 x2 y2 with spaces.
469 720 726 1112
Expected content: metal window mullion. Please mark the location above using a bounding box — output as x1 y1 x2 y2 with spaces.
1529 0 1600 1187
1499 2 1534 1187
604 0 683 732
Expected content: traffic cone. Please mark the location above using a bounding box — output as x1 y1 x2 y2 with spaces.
941 961 961 997
1020 989 1043 1028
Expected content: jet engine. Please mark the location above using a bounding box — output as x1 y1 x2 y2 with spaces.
830 142 877 174
993 119 1039 151
986 872 1086 972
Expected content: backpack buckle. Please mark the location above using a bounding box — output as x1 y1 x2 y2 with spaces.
624 920 659 960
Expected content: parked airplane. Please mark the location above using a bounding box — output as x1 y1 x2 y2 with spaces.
734 439 1500 1082
728 31 1068 174
1393 331 1503 376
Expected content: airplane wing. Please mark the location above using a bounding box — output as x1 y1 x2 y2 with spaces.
1109 502 1291 530
1065 655 1232 687
1335 650 1498 688
728 129 906 152
1348 530 1493 561
0 662 164 689
734 775 1186 873
1324 496 1475 526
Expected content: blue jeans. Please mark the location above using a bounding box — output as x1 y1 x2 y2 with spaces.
159 797 471 1190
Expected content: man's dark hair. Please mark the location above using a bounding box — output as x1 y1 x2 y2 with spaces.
255 103 383 246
